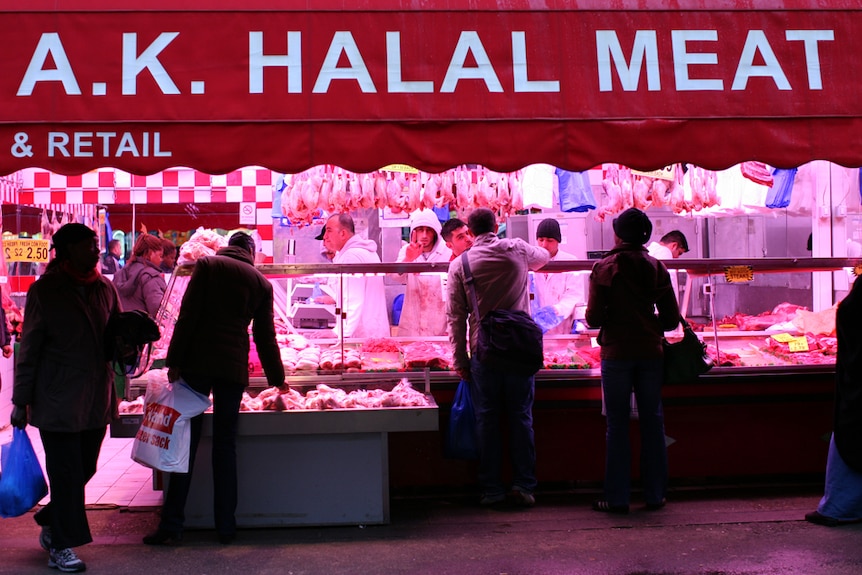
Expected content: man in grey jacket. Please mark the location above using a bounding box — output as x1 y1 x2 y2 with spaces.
446 208 549 507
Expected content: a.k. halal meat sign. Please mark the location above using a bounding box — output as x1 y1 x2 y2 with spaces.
0 7 857 174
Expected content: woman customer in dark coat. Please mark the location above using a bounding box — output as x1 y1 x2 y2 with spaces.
585 208 680 514
11 223 121 573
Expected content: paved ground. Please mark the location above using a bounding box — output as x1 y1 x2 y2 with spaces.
1 485 861 575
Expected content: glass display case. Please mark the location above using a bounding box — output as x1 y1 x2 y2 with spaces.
144 256 853 388
132 256 850 499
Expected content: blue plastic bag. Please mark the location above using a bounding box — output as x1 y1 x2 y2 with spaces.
533 305 564 334
445 380 479 460
765 168 797 209
0 428 49 518
556 169 596 213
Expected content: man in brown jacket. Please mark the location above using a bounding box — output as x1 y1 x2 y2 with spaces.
143 232 285 546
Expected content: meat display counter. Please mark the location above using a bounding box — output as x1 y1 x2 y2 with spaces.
127 258 853 507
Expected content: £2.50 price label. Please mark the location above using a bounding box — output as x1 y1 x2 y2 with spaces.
4 239 50 262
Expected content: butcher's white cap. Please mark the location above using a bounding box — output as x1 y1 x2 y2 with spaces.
409 209 442 235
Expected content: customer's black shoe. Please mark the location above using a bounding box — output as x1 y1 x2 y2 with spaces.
142 529 183 545
645 498 667 511
592 500 629 514
511 490 536 507
805 510 862 527
217 532 236 545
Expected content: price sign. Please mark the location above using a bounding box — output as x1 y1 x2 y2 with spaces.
770 333 796 343
787 337 810 352
379 163 419 174
771 333 810 351
724 265 754 283
4 239 50 262
631 165 675 181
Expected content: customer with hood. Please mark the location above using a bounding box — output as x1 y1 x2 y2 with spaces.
393 209 452 336
111 233 166 318
12 223 121 573
321 213 389 339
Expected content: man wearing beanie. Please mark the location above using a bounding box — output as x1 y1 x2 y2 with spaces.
585 208 680 515
532 218 585 335
393 209 452 336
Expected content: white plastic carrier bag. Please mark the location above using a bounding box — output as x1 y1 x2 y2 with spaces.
131 374 211 473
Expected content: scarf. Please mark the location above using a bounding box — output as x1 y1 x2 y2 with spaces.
60 260 101 285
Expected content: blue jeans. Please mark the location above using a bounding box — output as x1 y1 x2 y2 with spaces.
470 356 537 497
817 434 862 521
601 358 667 507
160 376 244 537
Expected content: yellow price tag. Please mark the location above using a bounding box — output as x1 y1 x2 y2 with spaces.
724 265 754 283
770 333 796 343
631 165 675 181
787 337 810 352
3 239 50 263
380 163 419 174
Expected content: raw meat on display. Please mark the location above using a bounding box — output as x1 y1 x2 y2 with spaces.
239 379 430 412
402 341 452 370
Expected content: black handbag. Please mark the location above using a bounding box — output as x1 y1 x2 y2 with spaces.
461 253 543 376
105 310 161 376
662 318 713 384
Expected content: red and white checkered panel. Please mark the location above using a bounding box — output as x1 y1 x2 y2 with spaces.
21 167 274 206
0 172 22 204
17 167 276 260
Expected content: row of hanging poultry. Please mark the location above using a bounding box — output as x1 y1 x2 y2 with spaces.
278 162 776 225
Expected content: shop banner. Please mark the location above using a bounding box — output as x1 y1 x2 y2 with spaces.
2 1 862 175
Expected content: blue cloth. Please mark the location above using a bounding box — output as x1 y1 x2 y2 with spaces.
556 169 597 213
159 376 245 537
600 358 667 507
392 293 405 326
817 434 862 521
533 305 563 333
469 356 537 497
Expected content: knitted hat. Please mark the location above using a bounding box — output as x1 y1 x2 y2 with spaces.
51 223 96 251
612 208 652 245
536 218 562 242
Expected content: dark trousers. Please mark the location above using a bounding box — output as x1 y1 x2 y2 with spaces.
159 377 243 536
470 356 537 497
600 358 668 507
36 427 106 549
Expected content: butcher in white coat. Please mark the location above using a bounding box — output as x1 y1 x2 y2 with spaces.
394 209 452 336
321 213 390 339
532 218 585 335
646 230 689 303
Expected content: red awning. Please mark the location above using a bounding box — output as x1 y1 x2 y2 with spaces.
2 1 862 176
